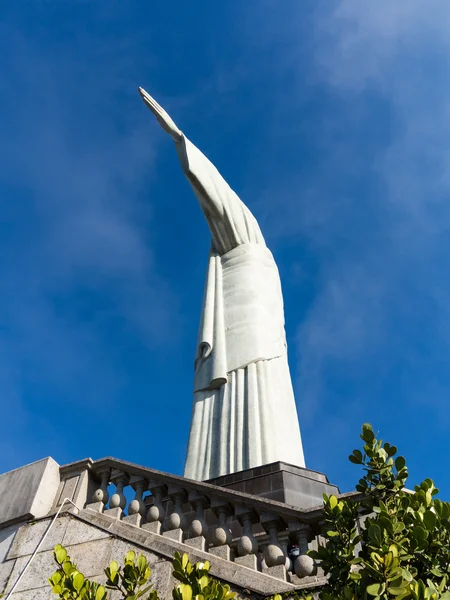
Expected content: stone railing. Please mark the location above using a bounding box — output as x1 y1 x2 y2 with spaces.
57 457 330 584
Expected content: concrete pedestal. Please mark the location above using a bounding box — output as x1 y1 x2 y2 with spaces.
208 461 339 509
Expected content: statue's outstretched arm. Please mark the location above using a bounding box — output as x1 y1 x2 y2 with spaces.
139 87 228 218
139 87 264 251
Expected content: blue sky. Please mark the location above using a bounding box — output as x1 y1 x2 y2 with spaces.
1 1 449 499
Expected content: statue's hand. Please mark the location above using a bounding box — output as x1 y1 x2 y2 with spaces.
138 87 183 143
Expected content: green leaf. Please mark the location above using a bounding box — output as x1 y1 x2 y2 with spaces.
361 423 375 442
109 560 119 575
182 553 189 570
430 568 443 577
73 572 85 593
181 584 192 600
63 561 75 576
95 585 106 600
368 524 382 546
55 546 68 565
423 510 437 530
137 555 147 573
125 551 136 564
51 584 62 594
49 573 62 586
367 583 384 596
387 445 398 457
388 587 409 596
395 456 406 471
401 569 413 582
329 495 338 509
350 449 363 463
412 525 428 542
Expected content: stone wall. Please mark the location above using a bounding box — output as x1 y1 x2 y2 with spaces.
1 512 289 600
0 514 182 600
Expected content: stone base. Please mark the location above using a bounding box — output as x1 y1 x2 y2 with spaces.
162 528 183 543
208 461 339 509
209 545 230 560
85 501 104 513
142 521 161 534
184 536 206 551
235 554 257 570
263 564 286 581
104 507 122 519
123 514 142 527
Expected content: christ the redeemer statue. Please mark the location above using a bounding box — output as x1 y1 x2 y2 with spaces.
139 88 305 481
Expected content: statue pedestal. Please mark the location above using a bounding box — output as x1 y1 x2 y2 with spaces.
207 461 339 509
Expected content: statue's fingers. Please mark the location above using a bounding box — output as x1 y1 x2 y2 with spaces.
138 87 168 119
139 88 161 113
139 86 182 140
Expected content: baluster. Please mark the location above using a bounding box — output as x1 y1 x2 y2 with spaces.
278 530 291 572
143 481 167 534
288 521 317 579
261 512 288 581
86 467 110 513
209 498 232 560
162 484 187 543
104 470 129 519
186 491 209 551
123 477 147 527
234 505 258 570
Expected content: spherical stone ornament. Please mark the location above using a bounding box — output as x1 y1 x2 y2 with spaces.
128 499 140 515
265 544 285 568
109 493 121 509
147 504 163 523
211 526 232 547
237 535 257 556
93 489 107 503
167 512 182 530
294 555 317 578
189 518 204 538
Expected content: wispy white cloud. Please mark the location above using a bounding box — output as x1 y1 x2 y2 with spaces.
297 0 450 422
0 22 176 435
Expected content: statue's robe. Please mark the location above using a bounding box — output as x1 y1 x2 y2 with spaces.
176 136 305 481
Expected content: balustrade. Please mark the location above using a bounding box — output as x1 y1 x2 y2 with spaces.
234 504 259 570
289 521 317 579
261 512 288 580
143 481 167 534
86 466 110 513
209 498 232 560
124 477 147 526
163 484 187 543
66 458 324 583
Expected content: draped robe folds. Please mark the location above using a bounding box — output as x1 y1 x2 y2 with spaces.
177 136 306 481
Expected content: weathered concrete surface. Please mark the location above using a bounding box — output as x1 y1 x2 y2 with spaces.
8 518 69 559
0 458 60 528
0 510 317 599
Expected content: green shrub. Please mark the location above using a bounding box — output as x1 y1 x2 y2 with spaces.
49 547 236 600
307 424 450 600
